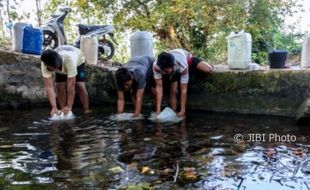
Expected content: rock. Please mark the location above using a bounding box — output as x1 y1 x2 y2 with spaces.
22 90 33 99
16 85 28 94
10 70 25 76
118 150 136 163
29 86 45 99
5 85 17 94
109 166 124 174
180 167 198 182
35 89 45 98
301 164 310 174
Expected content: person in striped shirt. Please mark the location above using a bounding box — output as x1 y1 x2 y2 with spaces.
153 48 212 117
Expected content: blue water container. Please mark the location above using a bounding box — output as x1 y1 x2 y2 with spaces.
22 26 43 55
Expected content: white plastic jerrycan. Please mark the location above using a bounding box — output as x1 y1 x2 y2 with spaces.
80 35 98 65
301 36 310 68
227 30 252 69
130 31 154 58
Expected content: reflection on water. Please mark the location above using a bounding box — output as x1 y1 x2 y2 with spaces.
0 108 309 189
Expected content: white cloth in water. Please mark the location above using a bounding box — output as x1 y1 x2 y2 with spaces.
149 107 183 123
109 113 143 121
49 111 75 121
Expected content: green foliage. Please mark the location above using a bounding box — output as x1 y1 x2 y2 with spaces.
110 31 131 63
252 51 268 65
110 0 301 63
0 37 10 47
1 0 302 64
273 31 303 55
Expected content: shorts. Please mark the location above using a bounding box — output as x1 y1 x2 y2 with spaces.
188 57 203 75
148 71 181 89
188 57 207 82
55 63 86 83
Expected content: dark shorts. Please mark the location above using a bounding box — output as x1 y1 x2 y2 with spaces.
188 57 203 75
55 63 86 83
147 73 180 90
188 57 207 82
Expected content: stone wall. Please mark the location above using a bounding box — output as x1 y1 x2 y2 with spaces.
0 49 118 109
188 70 310 117
1 49 310 120
0 50 45 109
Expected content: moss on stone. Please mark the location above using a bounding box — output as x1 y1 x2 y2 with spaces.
2 49 310 117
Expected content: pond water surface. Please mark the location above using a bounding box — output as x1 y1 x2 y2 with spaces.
0 108 309 190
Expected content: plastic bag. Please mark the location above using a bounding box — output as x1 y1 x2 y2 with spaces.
109 113 143 121
149 107 183 123
49 111 75 121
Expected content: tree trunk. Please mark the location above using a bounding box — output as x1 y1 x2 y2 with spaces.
167 25 192 50
6 0 9 20
167 25 182 49
6 0 11 38
156 25 191 50
0 8 5 39
35 0 42 26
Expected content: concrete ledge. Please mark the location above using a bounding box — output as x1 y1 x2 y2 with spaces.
188 69 310 117
0 49 41 64
1 49 310 120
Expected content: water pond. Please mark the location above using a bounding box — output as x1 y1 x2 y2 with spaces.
0 107 309 190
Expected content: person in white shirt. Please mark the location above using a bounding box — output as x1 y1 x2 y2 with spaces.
40 45 91 116
153 48 212 116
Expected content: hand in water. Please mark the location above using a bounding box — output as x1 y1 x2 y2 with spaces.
132 113 141 118
61 107 71 115
153 112 160 119
115 112 123 116
177 111 186 117
50 108 60 116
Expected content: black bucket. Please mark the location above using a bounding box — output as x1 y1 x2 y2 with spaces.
268 50 288 69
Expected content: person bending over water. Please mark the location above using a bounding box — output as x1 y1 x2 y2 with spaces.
153 48 213 117
40 45 91 116
115 56 155 118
